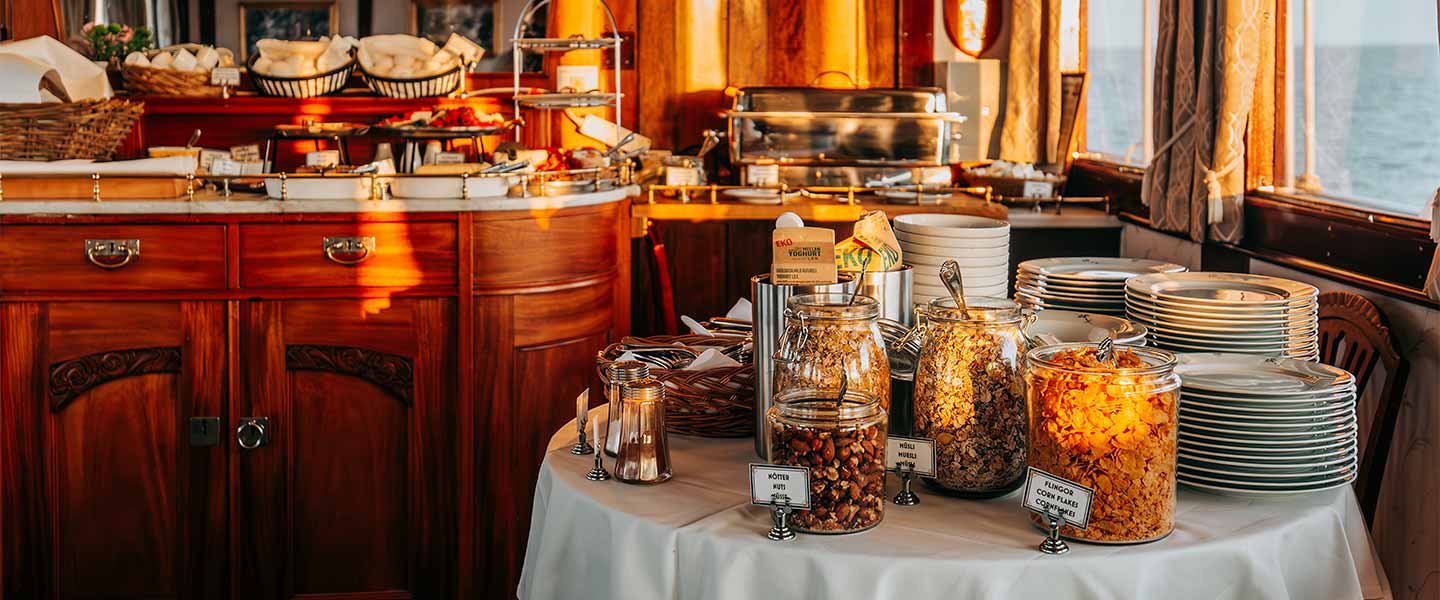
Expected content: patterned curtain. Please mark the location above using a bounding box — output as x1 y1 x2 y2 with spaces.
1425 189 1439 302
1143 0 1269 243
998 0 1061 165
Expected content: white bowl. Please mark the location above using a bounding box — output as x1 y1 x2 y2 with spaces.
904 252 1010 268
894 214 1010 238
914 283 1009 300
895 229 1010 249
264 176 381 200
900 240 1009 259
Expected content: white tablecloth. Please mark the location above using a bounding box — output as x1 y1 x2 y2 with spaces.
520 413 1390 600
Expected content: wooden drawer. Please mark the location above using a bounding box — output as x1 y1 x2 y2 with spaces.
239 222 458 289
473 203 618 289
0 224 226 292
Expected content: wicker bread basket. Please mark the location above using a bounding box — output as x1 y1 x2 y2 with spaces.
359 63 463 98
958 167 1066 198
598 335 754 438
247 54 354 98
122 44 236 97
0 99 144 161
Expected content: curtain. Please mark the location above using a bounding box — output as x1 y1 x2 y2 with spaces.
998 0 1061 165
1425 188 1439 302
1144 0 1269 243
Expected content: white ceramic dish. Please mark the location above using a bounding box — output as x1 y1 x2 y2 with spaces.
896 229 1010 249
1017 257 1187 280
1024 310 1148 345
1179 411 1354 432
893 214 1010 238
390 175 511 199
899 240 1010 259
906 262 1009 279
1014 275 1128 293
1141 321 1319 341
264 176 381 200
1179 403 1355 423
1178 460 1356 484
1126 272 1318 306
1125 291 1317 316
1174 353 1353 395
904 252 1010 269
1178 477 1353 498
913 283 1008 300
1179 388 1356 407
1179 442 1356 464
1015 284 1125 302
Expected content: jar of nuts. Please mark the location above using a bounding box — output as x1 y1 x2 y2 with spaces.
1025 343 1180 544
773 294 890 411
766 389 888 534
907 296 1030 497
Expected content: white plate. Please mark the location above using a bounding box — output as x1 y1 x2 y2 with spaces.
893 214 1010 238
906 262 1009 279
1126 272 1318 306
1124 300 1318 326
900 240 1010 259
1015 275 1128 293
1017 257 1187 281
1024 310 1148 345
723 189 800 204
1017 297 1127 315
1179 411 1353 431
1180 453 1357 478
1179 477 1354 498
911 270 1007 288
1015 290 1122 307
1180 431 1357 456
1125 291 1317 316
1180 388 1356 407
913 279 1008 296
877 189 951 204
1127 310 1318 335
1179 402 1355 423
1148 331 1316 350
1142 322 1319 342
1178 460 1356 484
1179 442 1356 464
1179 422 1357 446
895 230 1009 249
1015 284 1125 302
1174 353 1353 395
1181 445 1356 470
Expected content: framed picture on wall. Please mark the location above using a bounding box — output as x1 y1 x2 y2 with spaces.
409 0 496 49
238 1 340 60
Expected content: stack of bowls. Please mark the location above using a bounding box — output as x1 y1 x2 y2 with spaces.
893 214 1010 303
1125 272 1320 361
1015 257 1188 317
1175 353 1359 498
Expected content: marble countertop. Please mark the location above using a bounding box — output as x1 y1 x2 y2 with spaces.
0 186 638 215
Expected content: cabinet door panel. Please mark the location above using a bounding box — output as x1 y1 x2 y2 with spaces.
1 301 226 600
238 298 455 600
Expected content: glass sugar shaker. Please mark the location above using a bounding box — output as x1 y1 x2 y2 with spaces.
601 360 650 456
614 377 673 484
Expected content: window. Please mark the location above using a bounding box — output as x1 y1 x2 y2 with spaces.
1082 0 1157 165
1283 0 1439 219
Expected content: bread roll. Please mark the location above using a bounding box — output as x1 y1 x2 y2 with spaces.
171 48 197 70
149 51 173 68
252 56 273 74
196 46 220 69
124 51 150 66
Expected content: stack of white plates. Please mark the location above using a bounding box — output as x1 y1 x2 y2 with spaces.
893 214 1010 303
1023 310 1149 347
1014 257 1187 317
1175 353 1359 498
1125 272 1320 361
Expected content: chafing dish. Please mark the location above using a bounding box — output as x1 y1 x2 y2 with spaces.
726 86 966 187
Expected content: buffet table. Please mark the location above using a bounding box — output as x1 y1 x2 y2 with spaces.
521 416 1390 600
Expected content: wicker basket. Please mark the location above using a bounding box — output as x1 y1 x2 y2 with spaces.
0 99 144 161
122 44 235 97
958 168 1066 198
598 335 754 438
359 64 463 98
247 54 354 98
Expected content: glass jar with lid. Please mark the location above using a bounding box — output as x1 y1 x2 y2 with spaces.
906 296 1031 497
766 388 887 534
772 293 890 410
1026 343 1180 544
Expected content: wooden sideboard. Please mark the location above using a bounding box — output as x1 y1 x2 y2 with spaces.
0 199 630 599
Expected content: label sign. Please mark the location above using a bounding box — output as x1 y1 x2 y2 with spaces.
305 150 340 168
209 157 243 176
210 67 241 86
1022 467 1094 530
433 152 466 165
230 144 262 162
885 436 937 476
748 464 811 509
771 226 837 286
1022 180 1054 198
745 164 780 186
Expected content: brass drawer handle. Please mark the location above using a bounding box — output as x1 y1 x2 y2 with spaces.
322 236 375 265
84 239 140 270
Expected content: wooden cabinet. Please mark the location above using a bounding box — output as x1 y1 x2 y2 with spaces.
1 201 630 599
0 301 227 600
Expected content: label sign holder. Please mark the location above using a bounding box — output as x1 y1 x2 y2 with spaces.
749 464 810 542
885 435 936 506
1022 467 1095 555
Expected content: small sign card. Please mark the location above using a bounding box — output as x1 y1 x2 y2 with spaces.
209 157 243 176
305 150 341 168
745 163 780 186
749 464 811 509
1022 180 1054 199
433 152 466 165
1022 467 1094 530
210 67 241 87
885 435 937 476
230 144 262 162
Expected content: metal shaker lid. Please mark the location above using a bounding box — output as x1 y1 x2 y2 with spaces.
605 360 650 383
620 377 666 402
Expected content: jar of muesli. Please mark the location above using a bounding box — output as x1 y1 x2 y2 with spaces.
767 389 887 534
907 296 1030 497
773 294 890 410
1025 343 1180 544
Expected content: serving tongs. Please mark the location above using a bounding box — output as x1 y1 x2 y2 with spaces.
481 160 530 174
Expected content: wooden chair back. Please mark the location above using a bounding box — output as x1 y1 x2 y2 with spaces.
1317 292 1410 526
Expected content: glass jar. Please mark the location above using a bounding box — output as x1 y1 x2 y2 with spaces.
614 377 673 485
773 293 890 410
766 389 887 534
1026 343 1180 544
908 297 1030 497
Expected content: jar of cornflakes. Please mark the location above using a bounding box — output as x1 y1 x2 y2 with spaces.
908 297 1029 497
1025 343 1180 543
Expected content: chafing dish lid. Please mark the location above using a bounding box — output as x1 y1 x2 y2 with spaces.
732 86 948 113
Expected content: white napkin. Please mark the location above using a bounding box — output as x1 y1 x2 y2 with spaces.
0 54 66 103
683 348 742 371
0 156 198 175
724 298 753 322
0 36 112 101
681 315 713 336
